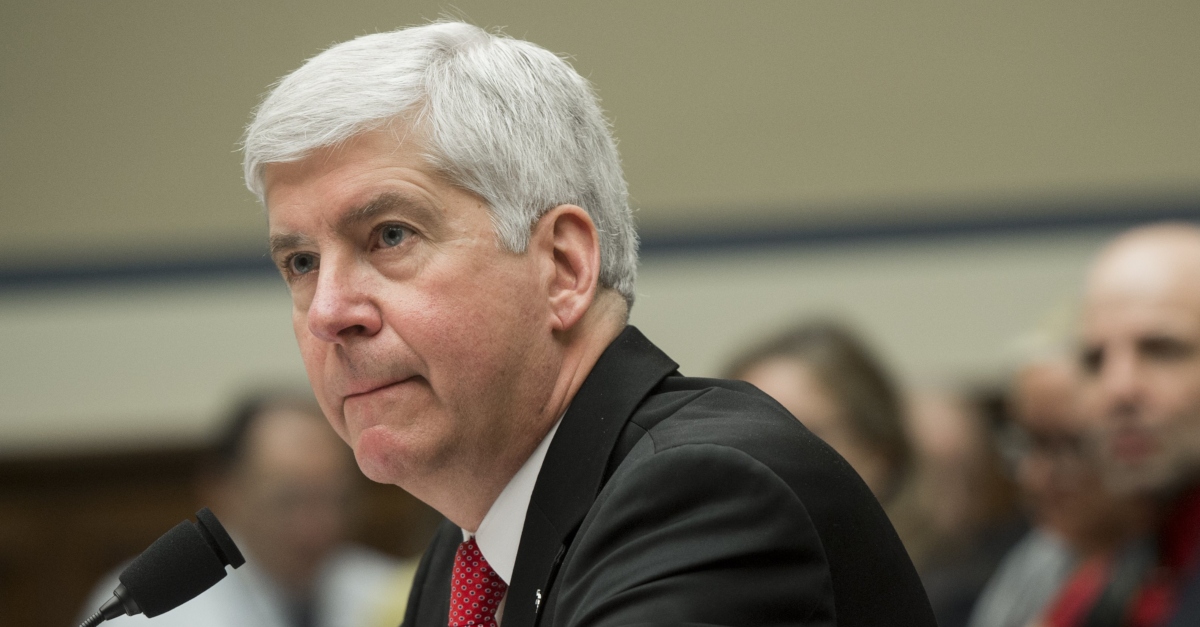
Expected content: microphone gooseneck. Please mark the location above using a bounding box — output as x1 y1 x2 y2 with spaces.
78 507 245 626
77 588 134 627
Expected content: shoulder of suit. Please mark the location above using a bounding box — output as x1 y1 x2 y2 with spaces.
632 376 807 443
622 374 847 478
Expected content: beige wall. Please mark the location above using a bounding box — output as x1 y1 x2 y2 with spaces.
1 2 1197 454
0 229 1107 455
3 1 1198 266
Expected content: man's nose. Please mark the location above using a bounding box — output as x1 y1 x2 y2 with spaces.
1100 348 1143 418
306 257 383 343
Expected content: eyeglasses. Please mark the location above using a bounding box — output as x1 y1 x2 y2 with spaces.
999 425 1096 471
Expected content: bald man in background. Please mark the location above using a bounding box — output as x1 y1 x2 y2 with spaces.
1040 224 1200 627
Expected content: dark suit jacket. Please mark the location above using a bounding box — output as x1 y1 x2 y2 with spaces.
403 327 935 627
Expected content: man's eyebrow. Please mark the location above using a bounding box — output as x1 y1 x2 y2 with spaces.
269 232 315 258
269 191 444 258
335 191 441 237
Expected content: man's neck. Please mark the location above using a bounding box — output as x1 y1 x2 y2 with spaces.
413 297 627 531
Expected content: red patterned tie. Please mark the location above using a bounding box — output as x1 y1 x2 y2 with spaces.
449 537 508 627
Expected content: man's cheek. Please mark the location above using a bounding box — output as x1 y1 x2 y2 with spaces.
292 311 311 349
293 344 342 435
312 388 350 443
298 347 323 388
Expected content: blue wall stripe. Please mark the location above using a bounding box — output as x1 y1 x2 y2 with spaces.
2 200 1197 292
638 199 1199 254
0 255 280 292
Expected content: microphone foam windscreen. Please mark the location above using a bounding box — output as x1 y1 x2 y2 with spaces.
196 507 245 568
118 519 231 617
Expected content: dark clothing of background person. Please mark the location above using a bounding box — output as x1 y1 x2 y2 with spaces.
1041 485 1200 627
921 516 1028 627
403 327 935 627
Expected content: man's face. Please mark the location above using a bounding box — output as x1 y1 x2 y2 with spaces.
263 129 560 488
228 409 354 594
1080 264 1200 495
1013 364 1112 544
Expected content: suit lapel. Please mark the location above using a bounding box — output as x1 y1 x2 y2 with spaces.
502 326 678 627
406 521 460 627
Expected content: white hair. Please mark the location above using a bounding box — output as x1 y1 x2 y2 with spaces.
242 21 637 306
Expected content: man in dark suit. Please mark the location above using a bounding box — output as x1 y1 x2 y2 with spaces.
242 20 934 626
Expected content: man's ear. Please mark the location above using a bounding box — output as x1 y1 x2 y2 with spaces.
531 204 601 332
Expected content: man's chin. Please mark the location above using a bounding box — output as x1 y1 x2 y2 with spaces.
1104 456 1186 497
352 424 420 485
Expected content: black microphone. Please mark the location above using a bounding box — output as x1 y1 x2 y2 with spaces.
79 507 246 627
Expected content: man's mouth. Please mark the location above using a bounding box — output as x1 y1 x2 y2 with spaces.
343 378 415 401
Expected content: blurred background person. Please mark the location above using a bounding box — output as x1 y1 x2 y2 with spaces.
1037 223 1200 627
969 356 1152 627
725 321 924 545
725 320 1025 625
78 392 414 627
905 387 1025 627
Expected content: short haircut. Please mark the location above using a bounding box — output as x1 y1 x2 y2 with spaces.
242 21 638 306
726 321 913 496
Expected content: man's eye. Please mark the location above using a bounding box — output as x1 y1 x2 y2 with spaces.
379 224 410 248
1141 336 1196 361
287 253 318 276
1080 346 1103 375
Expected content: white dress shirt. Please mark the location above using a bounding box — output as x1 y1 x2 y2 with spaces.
463 416 563 586
78 544 407 627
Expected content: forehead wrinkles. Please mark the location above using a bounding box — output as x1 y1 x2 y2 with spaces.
268 169 451 253
1084 292 1200 345
265 128 434 210
1081 296 1200 344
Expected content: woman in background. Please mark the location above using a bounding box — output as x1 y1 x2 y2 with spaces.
726 320 916 518
727 321 1024 627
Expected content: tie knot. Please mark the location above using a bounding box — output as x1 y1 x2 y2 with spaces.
449 537 508 627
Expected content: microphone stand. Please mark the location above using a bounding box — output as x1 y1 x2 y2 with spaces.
78 507 245 626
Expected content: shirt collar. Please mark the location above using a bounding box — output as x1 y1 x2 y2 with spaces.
462 416 563 585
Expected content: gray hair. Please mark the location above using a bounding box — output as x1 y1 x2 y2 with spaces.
242 21 637 306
